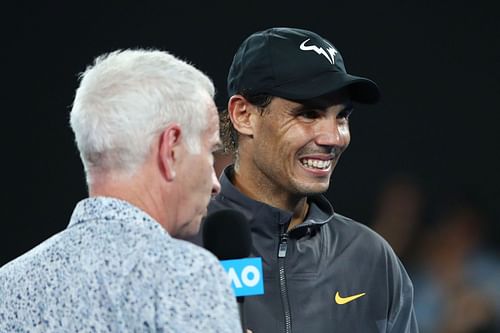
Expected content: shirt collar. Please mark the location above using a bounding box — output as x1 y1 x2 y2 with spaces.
68 196 165 235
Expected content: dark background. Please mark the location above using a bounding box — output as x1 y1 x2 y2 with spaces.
3 1 499 266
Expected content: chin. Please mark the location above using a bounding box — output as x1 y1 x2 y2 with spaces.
297 184 330 196
177 216 203 238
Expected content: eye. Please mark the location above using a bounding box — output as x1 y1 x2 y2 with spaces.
337 108 353 121
298 109 322 120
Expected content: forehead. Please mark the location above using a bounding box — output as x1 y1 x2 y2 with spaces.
297 89 352 109
269 92 352 113
264 87 351 111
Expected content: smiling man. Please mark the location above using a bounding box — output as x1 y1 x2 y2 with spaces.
195 27 419 332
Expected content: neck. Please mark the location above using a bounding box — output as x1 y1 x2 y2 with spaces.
88 167 174 233
288 197 309 231
232 163 309 230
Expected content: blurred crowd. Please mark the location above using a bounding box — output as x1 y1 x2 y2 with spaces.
372 174 500 333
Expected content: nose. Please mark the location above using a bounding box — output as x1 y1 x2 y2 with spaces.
315 115 350 147
211 168 221 196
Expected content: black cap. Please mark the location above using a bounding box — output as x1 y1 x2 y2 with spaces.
227 27 380 104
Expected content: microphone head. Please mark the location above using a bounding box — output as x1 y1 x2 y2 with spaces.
202 209 252 260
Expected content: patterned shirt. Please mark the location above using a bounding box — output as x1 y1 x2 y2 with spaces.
0 197 241 332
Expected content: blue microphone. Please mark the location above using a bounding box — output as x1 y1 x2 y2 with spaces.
203 209 264 330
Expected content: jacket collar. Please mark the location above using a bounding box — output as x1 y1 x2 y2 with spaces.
215 165 335 237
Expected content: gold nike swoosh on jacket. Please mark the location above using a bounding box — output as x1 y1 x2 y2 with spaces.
335 291 366 304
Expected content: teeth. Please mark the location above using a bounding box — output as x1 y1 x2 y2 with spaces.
301 159 331 170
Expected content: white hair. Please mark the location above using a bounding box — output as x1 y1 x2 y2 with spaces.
69 49 215 184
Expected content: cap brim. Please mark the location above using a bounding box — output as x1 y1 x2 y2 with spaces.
266 71 380 104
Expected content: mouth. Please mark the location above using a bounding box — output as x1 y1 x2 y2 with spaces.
299 157 333 171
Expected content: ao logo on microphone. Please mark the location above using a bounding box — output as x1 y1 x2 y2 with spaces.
220 257 264 297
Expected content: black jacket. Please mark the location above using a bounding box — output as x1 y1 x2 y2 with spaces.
195 166 418 333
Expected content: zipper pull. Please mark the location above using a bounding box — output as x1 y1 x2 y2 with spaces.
278 233 288 258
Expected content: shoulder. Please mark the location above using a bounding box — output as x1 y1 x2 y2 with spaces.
148 239 240 330
331 213 387 243
329 212 399 261
329 213 415 296
143 236 225 281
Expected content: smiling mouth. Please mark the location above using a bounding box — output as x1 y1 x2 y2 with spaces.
300 158 332 170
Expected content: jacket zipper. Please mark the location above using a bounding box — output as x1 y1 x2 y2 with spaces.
278 226 292 333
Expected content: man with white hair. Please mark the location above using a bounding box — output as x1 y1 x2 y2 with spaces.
0 49 241 332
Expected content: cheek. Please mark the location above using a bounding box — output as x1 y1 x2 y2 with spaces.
204 156 216 185
256 123 304 160
339 125 351 145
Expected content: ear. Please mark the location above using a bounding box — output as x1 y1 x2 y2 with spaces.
228 95 257 137
158 123 183 181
